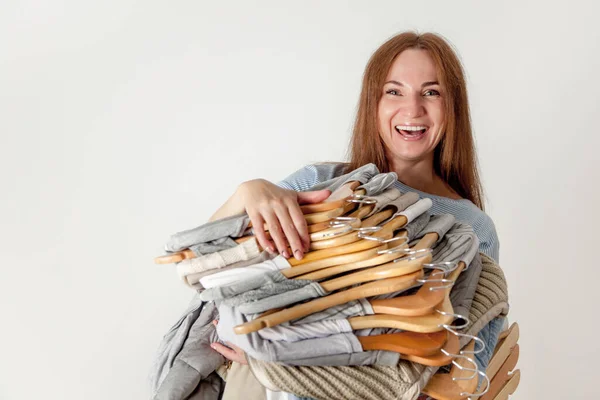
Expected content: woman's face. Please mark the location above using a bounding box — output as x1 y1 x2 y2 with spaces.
377 49 445 166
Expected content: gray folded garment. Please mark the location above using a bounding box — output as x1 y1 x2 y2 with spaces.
229 222 483 346
199 211 431 308
235 214 458 315
215 252 486 367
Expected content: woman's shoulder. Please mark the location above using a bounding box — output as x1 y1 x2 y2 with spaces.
276 162 348 191
454 202 500 262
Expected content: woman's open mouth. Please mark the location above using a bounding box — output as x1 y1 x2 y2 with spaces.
395 125 428 141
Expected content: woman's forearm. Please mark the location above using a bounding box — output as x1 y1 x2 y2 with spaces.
208 183 248 222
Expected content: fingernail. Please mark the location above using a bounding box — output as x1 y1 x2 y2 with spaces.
267 245 276 253
282 250 290 258
294 250 303 260
210 343 216 349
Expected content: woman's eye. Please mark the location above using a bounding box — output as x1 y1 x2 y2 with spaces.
385 89 400 96
424 89 440 96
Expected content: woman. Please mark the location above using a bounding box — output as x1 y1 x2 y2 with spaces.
210 31 500 385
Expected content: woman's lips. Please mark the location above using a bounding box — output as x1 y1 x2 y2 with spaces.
395 125 428 141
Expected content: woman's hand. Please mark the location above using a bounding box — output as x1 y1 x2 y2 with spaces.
237 179 330 260
211 320 247 364
211 341 248 365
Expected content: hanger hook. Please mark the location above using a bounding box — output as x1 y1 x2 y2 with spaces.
423 261 459 273
441 325 486 355
389 247 433 261
372 236 410 254
437 310 470 329
464 370 491 398
346 194 377 205
449 354 479 382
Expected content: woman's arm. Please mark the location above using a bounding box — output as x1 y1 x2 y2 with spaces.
209 179 330 260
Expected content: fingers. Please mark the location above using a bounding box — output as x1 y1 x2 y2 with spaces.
261 208 290 258
246 210 276 254
286 199 310 253
210 320 248 365
210 342 245 363
243 184 329 260
296 189 331 205
274 202 306 259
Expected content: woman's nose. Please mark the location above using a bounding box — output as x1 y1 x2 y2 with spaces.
400 95 425 118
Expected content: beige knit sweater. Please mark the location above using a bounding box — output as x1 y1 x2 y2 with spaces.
246 252 509 400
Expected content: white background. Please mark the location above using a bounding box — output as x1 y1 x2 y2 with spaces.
1 1 599 399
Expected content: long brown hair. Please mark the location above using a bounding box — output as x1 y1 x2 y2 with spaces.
344 31 485 210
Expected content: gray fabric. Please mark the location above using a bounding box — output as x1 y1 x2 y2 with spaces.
166 213 251 253
258 299 372 342
367 188 419 217
362 187 402 218
185 251 273 290
201 213 430 308
410 213 455 245
222 278 313 307
246 250 504 369
238 281 327 314
189 238 239 256
356 171 400 196
282 348 401 367
430 223 479 265
396 198 433 224
242 224 482 362
198 256 290 289
216 303 363 363
292 298 372 325
150 299 224 399
185 371 223 400
403 212 430 241
450 253 483 332
200 270 288 302
258 319 353 342
307 163 383 194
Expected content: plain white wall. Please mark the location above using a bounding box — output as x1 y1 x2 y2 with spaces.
1 1 599 399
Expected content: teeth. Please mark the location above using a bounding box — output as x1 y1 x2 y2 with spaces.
395 125 427 131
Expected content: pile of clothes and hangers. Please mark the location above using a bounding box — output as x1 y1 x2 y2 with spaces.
149 165 520 400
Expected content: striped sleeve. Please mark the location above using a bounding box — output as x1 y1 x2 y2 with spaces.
276 163 344 192
471 213 500 263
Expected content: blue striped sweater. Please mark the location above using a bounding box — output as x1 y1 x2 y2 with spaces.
277 163 500 262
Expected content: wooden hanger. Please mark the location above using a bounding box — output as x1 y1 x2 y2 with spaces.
492 370 520 400
368 261 465 317
318 248 427 292
483 323 519 382
344 257 462 332
403 329 460 366
296 231 409 280
281 232 437 278
347 295 454 333
233 269 423 334
306 197 372 237
308 203 378 250
358 329 448 357
481 345 519 400
422 340 479 400
154 236 256 264
287 209 410 267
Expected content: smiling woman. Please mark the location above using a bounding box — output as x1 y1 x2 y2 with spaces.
206 31 502 400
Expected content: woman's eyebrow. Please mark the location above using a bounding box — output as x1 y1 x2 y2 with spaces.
384 80 440 87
